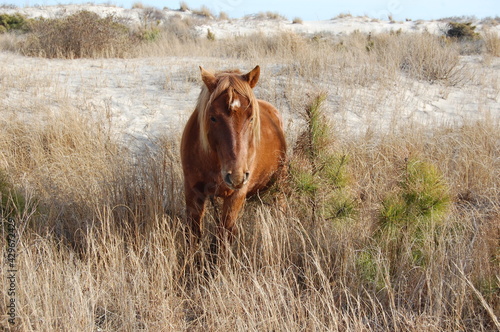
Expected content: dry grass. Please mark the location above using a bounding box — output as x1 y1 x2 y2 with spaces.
192 5 215 19
0 101 498 331
484 30 500 57
0 13 499 331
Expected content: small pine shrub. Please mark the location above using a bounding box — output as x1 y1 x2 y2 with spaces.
137 26 161 42
290 93 356 224
358 159 451 286
446 22 480 40
0 13 29 33
380 159 450 228
378 159 451 268
356 249 386 291
206 28 215 41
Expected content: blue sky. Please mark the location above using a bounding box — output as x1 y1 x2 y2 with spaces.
4 0 500 21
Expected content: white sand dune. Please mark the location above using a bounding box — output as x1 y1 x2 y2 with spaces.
1 5 499 150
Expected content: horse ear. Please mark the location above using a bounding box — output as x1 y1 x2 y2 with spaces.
244 65 260 88
200 66 217 92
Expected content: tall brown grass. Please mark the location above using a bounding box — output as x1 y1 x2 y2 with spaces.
0 99 498 330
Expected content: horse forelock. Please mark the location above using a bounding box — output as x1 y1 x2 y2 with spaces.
197 73 261 152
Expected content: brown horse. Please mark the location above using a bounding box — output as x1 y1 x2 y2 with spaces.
180 65 286 254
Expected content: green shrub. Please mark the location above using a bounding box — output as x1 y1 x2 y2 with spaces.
290 93 356 224
356 249 386 290
357 159 451 287
0 13 29 33
21 11 133 58
380 159 451 228
378 159 451 268
136 26 161 42
206 28 215 41
446 22 480 40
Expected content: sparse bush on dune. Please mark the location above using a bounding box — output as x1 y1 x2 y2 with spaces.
131 2 144 9
370 32 465 84
193 5 215 19
255 11 287 20
179 1 189 12
161 15 198 42
442 22 486 55
20 11 133 58
218 11 229 20
141 6 165 24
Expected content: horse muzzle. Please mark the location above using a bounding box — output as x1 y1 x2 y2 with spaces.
223 170 250 189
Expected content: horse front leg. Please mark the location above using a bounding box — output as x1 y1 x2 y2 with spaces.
216 192 246 259
184 185 207 249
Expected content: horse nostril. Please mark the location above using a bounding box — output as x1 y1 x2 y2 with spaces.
244 172 250 183
224 172 233 186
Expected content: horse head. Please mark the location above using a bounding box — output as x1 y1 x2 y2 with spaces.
198 66 261 190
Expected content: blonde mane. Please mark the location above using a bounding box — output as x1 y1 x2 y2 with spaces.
196 71 261 152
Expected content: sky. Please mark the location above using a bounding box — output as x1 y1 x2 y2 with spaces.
3 0 500 21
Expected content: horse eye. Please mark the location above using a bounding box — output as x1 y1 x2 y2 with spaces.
210 116 217 123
